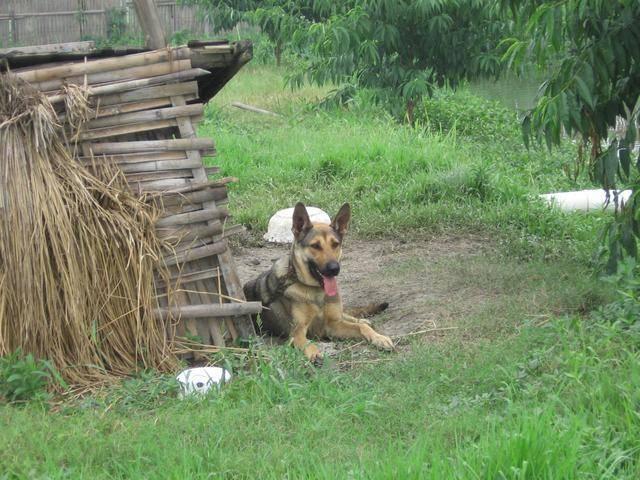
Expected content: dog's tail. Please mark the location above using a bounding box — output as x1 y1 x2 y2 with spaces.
344 302 389 319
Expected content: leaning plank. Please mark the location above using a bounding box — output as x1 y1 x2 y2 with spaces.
34 59 192 92
15 47 190 83
163 240 228 266
154 302 263 320
89 138 215 154
47 68 210 103
86 104 204 129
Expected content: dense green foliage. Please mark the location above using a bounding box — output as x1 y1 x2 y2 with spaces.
187 0 505 118
500 0 640 268
0 349 61 403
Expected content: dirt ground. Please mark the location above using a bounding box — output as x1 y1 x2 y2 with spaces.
233 235 491 356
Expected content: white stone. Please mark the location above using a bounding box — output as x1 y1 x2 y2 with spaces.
263 206 331 244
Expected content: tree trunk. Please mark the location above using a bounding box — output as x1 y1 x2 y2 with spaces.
274 41 283 67
406 98 415 125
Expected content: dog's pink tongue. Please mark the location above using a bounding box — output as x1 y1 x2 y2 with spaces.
322 275 338 297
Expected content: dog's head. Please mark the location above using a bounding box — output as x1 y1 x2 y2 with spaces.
290 202 351 296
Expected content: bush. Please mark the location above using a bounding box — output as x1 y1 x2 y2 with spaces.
0 350 60 403
593 259 640 330
421 89 520 144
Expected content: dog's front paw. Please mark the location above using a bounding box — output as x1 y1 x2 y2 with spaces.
371 333 394 351
304 343 324 365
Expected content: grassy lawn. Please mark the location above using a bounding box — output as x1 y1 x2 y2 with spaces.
2 65 639 479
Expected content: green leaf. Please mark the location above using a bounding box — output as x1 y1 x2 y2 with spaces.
619 142 631 178
574 75 595 109
604 143 618 189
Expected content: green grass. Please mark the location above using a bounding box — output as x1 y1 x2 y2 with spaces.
2 316 638 478
2 65 638 478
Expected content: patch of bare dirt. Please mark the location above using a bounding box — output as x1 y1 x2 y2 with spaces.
233 235 492 348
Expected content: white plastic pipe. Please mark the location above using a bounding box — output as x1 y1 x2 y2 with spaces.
540 189 632 212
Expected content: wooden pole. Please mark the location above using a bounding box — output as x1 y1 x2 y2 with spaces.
154 302 263 320
231 102 282 117
133 0 167 50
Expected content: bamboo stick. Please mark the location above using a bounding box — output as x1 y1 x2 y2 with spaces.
93 98 174 119
86 104 204 129
73 98 171 121
156 267 221 287
154 302 263 320
96 82 198 107
118 158 203 173
79 118 178 140
79 151 186 165
155 187 230 208
156 208 224 227
157 222 223 243
202 45 234 53
0 41 96 56
231 101 282 117
46 68 209 103
15 47 189 83
89 138 215 154
163 240 227 266
130 178 191 193
126 169 195 183
155 177 236 196
34 59 192 92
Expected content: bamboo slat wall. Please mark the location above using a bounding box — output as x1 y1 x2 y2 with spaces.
1 42 258 347
0 1 211 48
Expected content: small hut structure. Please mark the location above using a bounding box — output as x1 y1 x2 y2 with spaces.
0 0 259 357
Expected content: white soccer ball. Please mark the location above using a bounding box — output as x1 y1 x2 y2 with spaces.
176 367 231 398
263 206 331 243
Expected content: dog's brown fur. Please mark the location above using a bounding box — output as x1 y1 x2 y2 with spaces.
243 202 393 362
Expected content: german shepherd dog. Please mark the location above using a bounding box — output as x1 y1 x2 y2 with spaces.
243 203 394 363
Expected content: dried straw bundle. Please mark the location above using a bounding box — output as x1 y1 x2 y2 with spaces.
0 75 177 385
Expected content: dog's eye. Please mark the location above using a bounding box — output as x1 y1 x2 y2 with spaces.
311 243 322 250
331 241 340 249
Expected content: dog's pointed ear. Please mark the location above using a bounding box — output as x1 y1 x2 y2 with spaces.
331 203 351 239
292 202 312 240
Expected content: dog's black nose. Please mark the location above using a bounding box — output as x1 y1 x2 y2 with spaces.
324 261 340 277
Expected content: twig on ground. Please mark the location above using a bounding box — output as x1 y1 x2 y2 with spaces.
392 326 459 340
231 101 282 117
